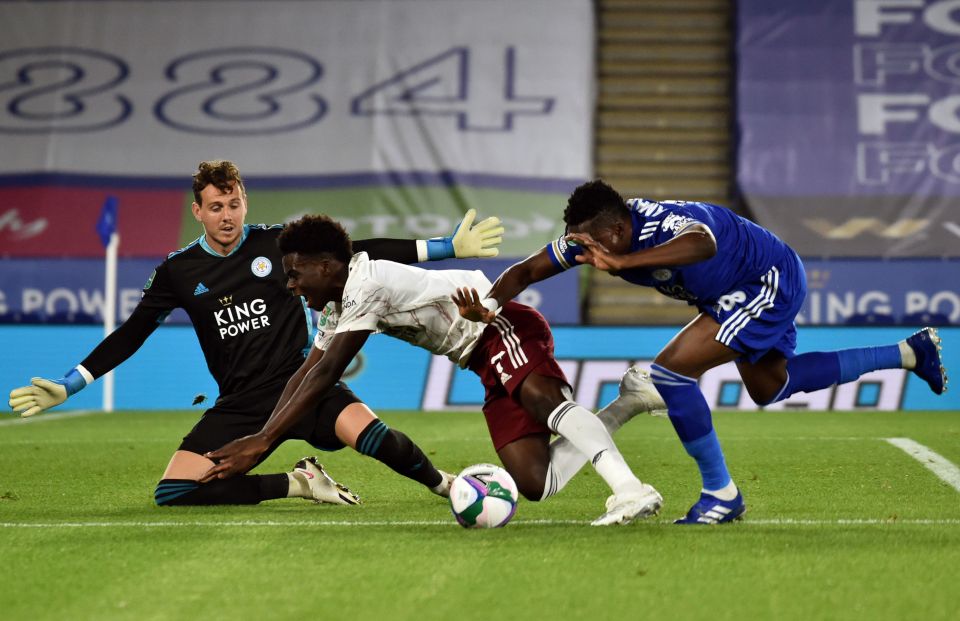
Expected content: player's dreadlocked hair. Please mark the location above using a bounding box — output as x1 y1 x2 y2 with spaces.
563 179 629 228
278 214 353 264
192 160 245 205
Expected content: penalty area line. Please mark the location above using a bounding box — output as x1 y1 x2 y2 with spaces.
2 518 960 529
885 437 960 494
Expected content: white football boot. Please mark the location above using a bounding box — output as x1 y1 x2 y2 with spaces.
430 470 457 498
601 367 667 430
291 457 362 505
590 484 663 526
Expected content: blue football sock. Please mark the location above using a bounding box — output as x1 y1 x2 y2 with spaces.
650 364 732 491
769 345 902 404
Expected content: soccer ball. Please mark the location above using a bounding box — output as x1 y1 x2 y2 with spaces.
449 463 519 528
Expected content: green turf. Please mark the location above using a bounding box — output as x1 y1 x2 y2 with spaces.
2 410 959 620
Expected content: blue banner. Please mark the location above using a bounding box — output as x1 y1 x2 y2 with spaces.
2 325 955 411
737 0 960 257
0 257 578 325
799 259 959 325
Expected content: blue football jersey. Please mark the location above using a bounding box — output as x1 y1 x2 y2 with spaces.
546 198 794 306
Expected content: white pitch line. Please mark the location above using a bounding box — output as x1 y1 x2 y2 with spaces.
885 437 960 494
1 518 959 529
0 410 98 427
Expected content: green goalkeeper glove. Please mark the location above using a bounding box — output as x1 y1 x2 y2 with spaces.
426 209 505 259
8 368 90 417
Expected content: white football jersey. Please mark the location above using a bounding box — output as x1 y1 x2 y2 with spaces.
313 253 492 367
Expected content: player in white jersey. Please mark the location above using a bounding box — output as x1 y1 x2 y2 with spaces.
8 160 504 507
201 214 666 526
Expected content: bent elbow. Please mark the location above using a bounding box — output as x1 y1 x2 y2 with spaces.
703 237 718 260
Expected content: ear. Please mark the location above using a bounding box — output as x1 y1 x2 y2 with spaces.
191 202 202 222
320 258 338 275
617 213 633 237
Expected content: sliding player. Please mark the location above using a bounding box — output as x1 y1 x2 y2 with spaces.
201 214 666 526
8 160 504 507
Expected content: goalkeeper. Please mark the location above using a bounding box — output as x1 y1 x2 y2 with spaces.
8 159 503 507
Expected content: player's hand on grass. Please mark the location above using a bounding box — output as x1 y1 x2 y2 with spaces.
452 209 504 258
8 378 69 417
452 287 497 324
201 433 272 481
566 232 623 272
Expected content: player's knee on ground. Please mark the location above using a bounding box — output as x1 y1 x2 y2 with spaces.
514 477 545 502
154 479 201 505
154 476 285 505
500 466 545 501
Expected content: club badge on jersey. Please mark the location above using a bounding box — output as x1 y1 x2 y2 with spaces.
251 256 272 278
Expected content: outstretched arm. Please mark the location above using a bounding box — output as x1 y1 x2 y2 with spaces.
484 249 562 310
200 330 371 480
8 304 162 417
354 209 503 264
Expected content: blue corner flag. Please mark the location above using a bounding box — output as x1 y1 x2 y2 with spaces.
96 196 118 248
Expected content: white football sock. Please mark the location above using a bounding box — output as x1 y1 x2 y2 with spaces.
898 340 916 369
546 401 643 497
539 397 638 500
430 471 453 496
704 480 739 501
286 472 307 498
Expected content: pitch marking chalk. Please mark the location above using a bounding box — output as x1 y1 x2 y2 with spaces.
2 518 959 529
885 437 960 494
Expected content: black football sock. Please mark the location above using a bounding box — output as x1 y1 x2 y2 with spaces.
355 419 443 489
154 474 289 506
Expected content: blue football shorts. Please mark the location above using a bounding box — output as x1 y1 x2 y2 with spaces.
700 250 807 364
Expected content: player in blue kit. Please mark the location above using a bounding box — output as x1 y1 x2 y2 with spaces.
462 179 949 525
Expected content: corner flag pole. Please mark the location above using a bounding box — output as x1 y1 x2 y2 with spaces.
97 197 119 413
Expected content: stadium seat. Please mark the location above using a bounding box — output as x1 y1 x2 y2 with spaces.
46 312 98 324
901 312 951 326
845 313 896 326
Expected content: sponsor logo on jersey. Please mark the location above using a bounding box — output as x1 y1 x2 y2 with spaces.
214 298 271 339
194 282 209 296
219 295 233 306
656 284 697 302
251 256 272 278
318 304 335 327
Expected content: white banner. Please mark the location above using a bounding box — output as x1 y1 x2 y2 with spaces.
0 0 593 180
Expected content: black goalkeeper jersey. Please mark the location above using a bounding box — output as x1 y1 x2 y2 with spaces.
77 224 419 407
139 224 308 400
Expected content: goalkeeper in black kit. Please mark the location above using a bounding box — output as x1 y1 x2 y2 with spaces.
8 160 504 507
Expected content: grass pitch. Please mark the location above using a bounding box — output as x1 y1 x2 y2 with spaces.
2 409 959 621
